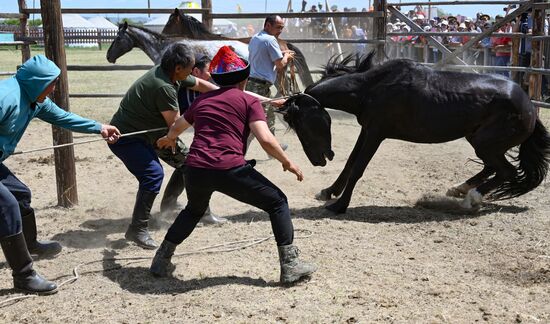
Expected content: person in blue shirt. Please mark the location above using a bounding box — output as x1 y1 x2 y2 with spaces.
0 55 120 294
246 15 294 151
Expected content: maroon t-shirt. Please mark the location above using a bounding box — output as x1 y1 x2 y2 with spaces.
183 87 266 170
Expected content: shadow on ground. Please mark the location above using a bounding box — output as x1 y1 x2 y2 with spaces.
100 249 275 295
50 199 528 249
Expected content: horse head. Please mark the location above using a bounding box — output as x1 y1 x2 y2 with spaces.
106 22 134 63
163 9 222 40
279 93 334 166
162 8 186 36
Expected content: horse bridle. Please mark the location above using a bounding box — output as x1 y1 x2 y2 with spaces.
293 92 322 108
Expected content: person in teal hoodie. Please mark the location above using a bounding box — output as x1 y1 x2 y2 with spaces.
0 55 120 294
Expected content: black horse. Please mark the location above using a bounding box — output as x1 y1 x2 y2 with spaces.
283 52 550 213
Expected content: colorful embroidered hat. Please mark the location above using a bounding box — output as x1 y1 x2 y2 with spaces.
209 45 250 86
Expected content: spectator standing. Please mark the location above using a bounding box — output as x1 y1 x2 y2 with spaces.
491 24 513 77
247 15 294 145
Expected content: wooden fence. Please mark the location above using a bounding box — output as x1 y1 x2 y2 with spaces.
0 26 117 48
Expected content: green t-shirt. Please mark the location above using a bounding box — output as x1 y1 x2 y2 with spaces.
111 65 196 145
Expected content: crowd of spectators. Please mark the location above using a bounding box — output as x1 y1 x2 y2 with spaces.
216 2 548 91
385 5 549 90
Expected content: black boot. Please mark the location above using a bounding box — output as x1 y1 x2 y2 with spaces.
21 210 62 258
150 240 177 277
125 190 158 249
278 244 317 284
160 168 185 215
0 232 57 294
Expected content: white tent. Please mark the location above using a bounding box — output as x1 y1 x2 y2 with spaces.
59 14 96 29
40 14 99 47
87 16 118 30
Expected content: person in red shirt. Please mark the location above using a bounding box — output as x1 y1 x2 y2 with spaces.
150 46 317 284
491 25 512 77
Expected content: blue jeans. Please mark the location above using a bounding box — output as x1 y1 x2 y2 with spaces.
108 137 164 193
495 55 510 78
0 163 33 238
165 164 294 246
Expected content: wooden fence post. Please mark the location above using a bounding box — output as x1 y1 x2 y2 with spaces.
17 0 31 62
40 0 79 207
373 0 386 62
511 36 520 82
201 0 213 31
529 0 544 107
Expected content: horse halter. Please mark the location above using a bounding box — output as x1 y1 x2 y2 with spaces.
296 92 322 108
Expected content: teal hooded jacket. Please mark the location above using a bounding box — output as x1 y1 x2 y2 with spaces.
0 55 102 162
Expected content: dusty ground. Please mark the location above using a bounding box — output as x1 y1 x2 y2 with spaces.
0 110 548 323
0 48 549 323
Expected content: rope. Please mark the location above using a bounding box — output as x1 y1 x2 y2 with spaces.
12 127 168 156
11 95 291 157
0 229 313 307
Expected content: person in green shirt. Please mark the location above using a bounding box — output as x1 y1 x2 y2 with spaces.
108 43 219 249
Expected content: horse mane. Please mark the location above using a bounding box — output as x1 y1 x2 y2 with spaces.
321 51 376 79
121 23 168 41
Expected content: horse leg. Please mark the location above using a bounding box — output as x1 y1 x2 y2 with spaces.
326 134 382 214
446 165 495 198
316 129 366 201
460 152 516 210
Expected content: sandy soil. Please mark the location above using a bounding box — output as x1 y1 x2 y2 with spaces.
0 109 549 323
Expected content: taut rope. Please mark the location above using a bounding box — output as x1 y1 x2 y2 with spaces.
11 95 291 156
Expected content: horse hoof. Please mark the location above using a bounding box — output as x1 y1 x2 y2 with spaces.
446 187 465 198
315 190 331 201
459 189 483 211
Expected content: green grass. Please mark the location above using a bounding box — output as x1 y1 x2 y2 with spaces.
0 46 151 123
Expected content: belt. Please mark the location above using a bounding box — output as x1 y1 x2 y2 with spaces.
248 77 272 86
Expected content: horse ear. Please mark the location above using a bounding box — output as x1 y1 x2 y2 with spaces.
173 8 179 14
123 21 128 30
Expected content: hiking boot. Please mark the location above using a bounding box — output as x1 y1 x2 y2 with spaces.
150 240 177 277
278 244 317 284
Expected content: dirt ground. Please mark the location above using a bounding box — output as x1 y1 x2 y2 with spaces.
0 107 548 323
0 45 549 322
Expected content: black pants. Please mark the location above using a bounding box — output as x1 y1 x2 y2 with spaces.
0 163 33 238
165 164 294 246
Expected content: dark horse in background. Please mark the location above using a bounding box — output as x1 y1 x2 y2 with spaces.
106 22 249 65
283 52 550 213
161 9 314 93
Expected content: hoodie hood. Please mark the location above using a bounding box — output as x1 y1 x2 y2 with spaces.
15 55 60 102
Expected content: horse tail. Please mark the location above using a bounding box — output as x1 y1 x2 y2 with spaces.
287 42 314 87
490 118 550 200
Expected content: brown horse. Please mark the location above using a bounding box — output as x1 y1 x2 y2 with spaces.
162 9 314 95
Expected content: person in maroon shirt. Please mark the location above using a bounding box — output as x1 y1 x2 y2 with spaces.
151 46 317 284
